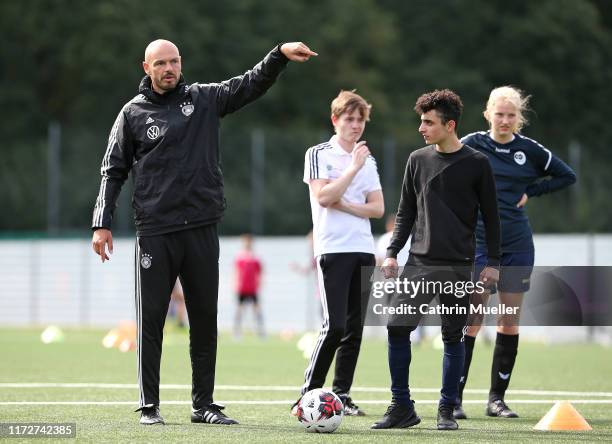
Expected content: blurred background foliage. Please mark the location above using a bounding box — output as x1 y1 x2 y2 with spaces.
1 0 611 236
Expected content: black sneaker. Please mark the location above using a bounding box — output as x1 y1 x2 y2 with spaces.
453 403 467 420
139 406 165 425
371 401 421 429
191 403 239 425
437 404 458 430
486 399 519 418
342 396 366 417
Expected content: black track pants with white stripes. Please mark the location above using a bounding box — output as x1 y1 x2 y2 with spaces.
135 224 219 410
301 252 375 396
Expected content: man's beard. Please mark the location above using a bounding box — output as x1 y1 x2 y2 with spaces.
156 77 177 91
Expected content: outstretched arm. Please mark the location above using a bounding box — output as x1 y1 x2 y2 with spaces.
214 42 316 116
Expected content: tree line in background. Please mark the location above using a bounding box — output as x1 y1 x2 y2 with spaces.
2 0 611 236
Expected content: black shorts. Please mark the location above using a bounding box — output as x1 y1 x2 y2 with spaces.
238 293 258 304
387 265 472 343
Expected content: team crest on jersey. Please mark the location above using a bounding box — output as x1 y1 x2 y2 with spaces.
147 125 160 140
514 151 526 165
141 253 152 269
181 101 194 116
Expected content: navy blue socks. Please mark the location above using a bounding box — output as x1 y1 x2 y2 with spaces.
440 341 465 406
388 333 412 407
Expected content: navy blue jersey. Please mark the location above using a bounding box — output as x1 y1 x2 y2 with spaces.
461 131 576 253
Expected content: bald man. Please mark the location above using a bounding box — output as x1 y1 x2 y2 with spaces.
91 40 316 426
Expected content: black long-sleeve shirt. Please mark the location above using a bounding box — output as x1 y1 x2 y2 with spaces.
387 145 501 267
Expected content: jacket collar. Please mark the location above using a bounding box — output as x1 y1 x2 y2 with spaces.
139 75 187 104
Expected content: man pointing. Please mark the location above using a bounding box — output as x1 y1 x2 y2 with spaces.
92 39 316 425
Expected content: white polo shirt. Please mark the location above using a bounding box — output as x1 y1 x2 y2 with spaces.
303 135 382 257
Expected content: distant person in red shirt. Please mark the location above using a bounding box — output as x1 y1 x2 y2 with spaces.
234 234 264 338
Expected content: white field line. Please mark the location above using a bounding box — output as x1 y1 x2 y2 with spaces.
1 400 612 406
1 383 612 398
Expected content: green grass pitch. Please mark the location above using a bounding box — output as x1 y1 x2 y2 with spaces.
1 327 611 443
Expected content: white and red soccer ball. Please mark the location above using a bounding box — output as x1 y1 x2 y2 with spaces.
296 389 344 433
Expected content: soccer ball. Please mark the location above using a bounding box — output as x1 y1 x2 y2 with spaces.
296 389 343 433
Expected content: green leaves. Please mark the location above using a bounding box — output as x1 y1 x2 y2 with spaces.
1 0 611 233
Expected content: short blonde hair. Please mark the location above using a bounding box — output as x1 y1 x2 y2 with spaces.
483 86 530 133
331 90 372 121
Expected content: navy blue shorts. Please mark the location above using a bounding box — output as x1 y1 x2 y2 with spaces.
474 250 535 294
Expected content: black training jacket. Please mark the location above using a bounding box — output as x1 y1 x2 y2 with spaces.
92 45 289 236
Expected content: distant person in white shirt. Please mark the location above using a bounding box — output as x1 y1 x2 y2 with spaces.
292 90 384 417
376 215 409 266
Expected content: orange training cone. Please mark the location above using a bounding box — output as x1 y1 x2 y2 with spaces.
534 401 592 431
102 321 137 351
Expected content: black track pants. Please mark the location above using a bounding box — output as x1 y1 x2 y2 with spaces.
135 224 219 410
301 252 375 396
